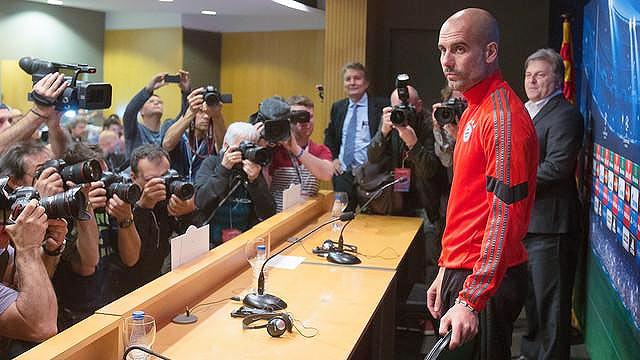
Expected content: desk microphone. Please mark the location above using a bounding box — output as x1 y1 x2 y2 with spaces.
318 176 407 265
243 211 355 311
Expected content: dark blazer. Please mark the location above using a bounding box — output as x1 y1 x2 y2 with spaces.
528 94 584 234
324 95 389 160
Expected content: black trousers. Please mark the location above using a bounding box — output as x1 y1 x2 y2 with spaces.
521 233 577 360
332 170 358 212
439 263 527 360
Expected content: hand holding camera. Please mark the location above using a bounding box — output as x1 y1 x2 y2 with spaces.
242 160 262 183
31 72 69 118
84 181 108 210
42 218 68 254
167 195 196 217
222 146 243 170
106 194 133 223
34 167 64 198
137 178 166 209
147 73 169 92
5 199 47 252
431 103 460 141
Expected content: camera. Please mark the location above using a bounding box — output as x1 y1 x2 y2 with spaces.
237 141 272 167
0 177 89 221
390 74 416 127
434 98 467 126
203 85 233 106
289 110 311 124
19 57 112 111
162 170 194 201
35 159 103 185
100 172 141 204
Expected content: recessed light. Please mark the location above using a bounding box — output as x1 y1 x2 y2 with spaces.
158 0 174 3
47 0 64 5
201 10 217 16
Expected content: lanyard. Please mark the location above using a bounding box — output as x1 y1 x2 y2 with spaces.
187 138 208 181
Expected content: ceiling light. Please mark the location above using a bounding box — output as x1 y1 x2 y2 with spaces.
47 0 64 5
158 0 174 2
201 10 217 16
272 0 312 12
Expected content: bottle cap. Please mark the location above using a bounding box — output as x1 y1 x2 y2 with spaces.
257 245 266 251
132 310 145 320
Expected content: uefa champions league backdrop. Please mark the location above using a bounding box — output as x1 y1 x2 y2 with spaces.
581 0 640 330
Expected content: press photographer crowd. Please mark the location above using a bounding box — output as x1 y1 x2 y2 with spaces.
0 8 585 360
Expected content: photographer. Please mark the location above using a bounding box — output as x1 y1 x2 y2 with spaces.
127 145 195 291
161 86 226 182
431 86 464 168
368 84 444 220
0 73 69 156
52 143 141 328
268 96 333 212
123 71 190 159
0 200 63 357
195 122 275 247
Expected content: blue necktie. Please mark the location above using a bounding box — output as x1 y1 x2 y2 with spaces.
342 103 359 169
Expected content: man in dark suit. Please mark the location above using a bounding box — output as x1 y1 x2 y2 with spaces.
324 62 388 211
520 48 584 360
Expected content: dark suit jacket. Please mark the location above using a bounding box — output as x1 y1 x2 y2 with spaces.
528 94 584 234
324 94 389 160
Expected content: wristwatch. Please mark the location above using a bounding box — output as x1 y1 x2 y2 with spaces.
118 217 134 229
43 240 66 257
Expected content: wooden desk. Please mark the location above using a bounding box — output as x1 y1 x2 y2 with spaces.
273 212 423 271
154 264 396 359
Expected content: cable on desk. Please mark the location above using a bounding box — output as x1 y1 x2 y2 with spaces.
356 246 401 260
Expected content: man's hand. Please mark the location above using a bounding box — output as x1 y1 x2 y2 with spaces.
332 159 343 176
280 133 301 155
242 160 261 182
146 73 168 92
106 194 133 222
178 69 191 93
42 218 68 253
427 267 445 319
34 167 64 197
137 178 166 209
222 147 243 170
396 125 418 149
6 200 47 251
439 302 479 350
86 181 107 209
187 87 205 114
32 72 68 118
380 106 394 136
167 195 195 217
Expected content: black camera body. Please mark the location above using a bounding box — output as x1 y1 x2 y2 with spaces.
35 159 103 186
19 57 112 111
434 98 467 126
289 110 311 124
203 85 233 106
162 170 194 201
1 183 88 221
390 74 416 127
237 141 272 167
101 172 141 204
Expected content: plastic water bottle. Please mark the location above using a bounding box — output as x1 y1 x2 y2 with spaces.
254 245 268 293
127 310 149 360
331 199 344 232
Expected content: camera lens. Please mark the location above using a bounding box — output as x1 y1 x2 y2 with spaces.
109 183 141 204
169 181 194 201
390 109 406 125
61 159 103 183
434 107 454 125
40 187 86 219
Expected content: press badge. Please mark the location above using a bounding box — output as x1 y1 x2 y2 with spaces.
394 168 411 192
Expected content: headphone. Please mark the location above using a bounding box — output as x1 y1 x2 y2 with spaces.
242 313 293 337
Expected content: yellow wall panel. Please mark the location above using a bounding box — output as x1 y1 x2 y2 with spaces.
104 28 184 121
0 59 36 113
220 30 325 144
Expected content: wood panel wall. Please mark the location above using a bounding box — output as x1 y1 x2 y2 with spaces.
220 30 325 143
103 28 184 120
0 59 33 112
323 0 368 109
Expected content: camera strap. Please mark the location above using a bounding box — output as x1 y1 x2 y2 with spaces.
287 152 304 185
30 91 56 107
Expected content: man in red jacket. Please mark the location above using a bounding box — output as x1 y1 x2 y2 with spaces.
426 8 539 359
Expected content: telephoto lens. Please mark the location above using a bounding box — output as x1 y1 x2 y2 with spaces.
60 159 103 184
238 141 272 167
7 186 89 220
162 170 194 201
101 172 141 204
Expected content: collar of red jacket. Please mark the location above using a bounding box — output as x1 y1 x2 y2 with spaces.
462 70 503 107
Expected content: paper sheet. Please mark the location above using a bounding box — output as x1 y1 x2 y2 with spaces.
171 224 210 270
268 255 305 270
282 183 302 210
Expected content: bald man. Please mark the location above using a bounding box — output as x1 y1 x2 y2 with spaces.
426 8 539 358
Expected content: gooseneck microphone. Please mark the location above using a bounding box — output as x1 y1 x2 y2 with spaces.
243 211 355 311
322 176 408 265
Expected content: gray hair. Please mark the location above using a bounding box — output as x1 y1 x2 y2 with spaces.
524 48 565 85
223 122 259 147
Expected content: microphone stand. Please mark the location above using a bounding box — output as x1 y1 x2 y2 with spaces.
122 345 171 360
202 174 245 226
243 212 355 311
323 176 407 265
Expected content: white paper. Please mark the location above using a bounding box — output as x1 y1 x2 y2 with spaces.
282 183 303 210
268 255 305 270
171 224 210 270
